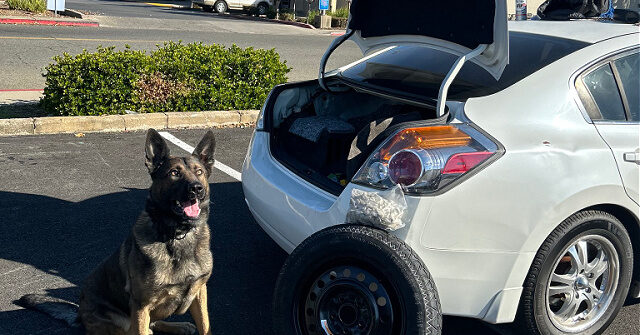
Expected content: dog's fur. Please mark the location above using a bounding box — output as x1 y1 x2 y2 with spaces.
19 129 216 335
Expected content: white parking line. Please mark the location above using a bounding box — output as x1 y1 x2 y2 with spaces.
159 131 242 181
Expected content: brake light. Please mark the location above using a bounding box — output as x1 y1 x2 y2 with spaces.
352 124 499 194
442 152 494 175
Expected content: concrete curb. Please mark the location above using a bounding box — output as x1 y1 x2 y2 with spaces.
0 16 99 26
219 12 315 29
0 110 259 136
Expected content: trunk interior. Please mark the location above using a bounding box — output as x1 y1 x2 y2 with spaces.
269 80 441 195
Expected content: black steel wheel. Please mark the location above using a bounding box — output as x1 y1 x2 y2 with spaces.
273 225 442 335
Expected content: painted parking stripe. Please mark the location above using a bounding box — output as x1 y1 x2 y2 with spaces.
159 131 242 181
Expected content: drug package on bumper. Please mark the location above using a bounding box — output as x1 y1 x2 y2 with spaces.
346 184 407 231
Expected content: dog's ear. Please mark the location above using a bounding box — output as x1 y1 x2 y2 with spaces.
145 129 170 175
193 131 216 175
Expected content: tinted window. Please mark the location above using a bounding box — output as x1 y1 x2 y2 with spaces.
583 64 627 121
338 32 590 101
613 53 639 121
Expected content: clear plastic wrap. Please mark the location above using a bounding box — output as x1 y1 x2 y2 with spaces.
345 184 407 231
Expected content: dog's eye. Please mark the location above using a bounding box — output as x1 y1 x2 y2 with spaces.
170 170 180 177
195 169 204 176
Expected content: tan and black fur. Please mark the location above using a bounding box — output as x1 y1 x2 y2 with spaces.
19 129 216 335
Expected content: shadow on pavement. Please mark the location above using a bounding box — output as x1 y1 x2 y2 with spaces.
0 182 505 334
0 182 287 334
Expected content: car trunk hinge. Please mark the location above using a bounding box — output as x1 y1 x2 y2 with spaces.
318 29 355 92
436 44 488 117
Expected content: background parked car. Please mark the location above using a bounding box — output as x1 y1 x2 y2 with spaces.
193 0 273 14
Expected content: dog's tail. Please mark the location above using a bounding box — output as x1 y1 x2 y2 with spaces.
17 294 80 327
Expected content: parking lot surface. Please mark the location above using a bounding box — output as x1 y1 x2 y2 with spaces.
0 128 637 334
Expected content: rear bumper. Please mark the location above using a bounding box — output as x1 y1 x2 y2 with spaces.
242 130 528 323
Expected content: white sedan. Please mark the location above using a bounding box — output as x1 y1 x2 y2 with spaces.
242 2 639 334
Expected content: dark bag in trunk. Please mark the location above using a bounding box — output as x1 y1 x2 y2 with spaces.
537 0 610 20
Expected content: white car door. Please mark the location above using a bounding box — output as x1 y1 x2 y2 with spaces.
577 49 640 205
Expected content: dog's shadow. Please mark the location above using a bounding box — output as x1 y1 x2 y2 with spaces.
0 182 287 335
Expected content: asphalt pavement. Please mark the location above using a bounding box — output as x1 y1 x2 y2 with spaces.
0 128 638 335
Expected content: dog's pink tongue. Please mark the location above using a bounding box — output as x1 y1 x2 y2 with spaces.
182 200 200 218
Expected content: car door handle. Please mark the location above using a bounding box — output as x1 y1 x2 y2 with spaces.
624 152 640 165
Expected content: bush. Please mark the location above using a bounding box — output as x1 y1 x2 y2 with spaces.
307 10 319 24
331 16 348 28
329 7 349 18
266 6 277 19
279 12 295 21
6 0 46 13
41 42 290 116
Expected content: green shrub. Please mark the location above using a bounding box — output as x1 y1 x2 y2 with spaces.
266 6 277 19
329 7 349 18
42 42 290 116
6 0 46 13
279 12 295 21
307 10 319 24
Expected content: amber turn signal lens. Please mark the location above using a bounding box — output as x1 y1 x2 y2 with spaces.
379 126 471 161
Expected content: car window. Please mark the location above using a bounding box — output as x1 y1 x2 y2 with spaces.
582 64 627 121
338 32 591 101
613 53 639 121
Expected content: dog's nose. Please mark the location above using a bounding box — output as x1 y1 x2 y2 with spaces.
188 183 204 198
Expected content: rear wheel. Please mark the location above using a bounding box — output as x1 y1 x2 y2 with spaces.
257 2 268 15
214 0 227 13
273 225 442 335
517 210 633 335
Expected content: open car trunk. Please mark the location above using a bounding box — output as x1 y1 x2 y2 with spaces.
269 80 446 195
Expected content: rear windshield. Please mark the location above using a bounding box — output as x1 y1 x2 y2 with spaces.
338 32 591 101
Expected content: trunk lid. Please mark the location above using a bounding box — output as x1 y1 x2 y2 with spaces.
346 0 509 80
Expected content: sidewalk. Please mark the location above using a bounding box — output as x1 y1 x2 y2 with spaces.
0 90 43 105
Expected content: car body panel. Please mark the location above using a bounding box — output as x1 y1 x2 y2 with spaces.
595 123 640 205
347 0 509 80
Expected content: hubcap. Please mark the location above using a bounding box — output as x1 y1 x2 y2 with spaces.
301 265 396 335
545 235 620 333
216 3 225 12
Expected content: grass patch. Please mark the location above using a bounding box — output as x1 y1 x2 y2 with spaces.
6 0 46 13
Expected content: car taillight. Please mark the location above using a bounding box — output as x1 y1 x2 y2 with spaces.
352 124 499 195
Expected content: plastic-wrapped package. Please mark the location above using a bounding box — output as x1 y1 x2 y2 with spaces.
346 185 407 231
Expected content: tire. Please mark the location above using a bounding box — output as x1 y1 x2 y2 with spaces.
201 5 214 12
257 2 268 15
517 210 633 335
213 0 227 13
273 225 442 335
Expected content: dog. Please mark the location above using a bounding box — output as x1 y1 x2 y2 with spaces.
18 128 216 335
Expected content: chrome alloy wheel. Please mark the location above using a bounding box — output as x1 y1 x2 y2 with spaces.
215 1 226 13
545 235 620 333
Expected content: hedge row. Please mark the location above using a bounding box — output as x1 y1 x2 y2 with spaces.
6 0 46 13
42 42 290 116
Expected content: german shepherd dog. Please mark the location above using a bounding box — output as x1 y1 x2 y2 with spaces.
18 129 216 335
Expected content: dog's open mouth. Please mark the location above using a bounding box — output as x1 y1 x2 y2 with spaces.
175 199 200 218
